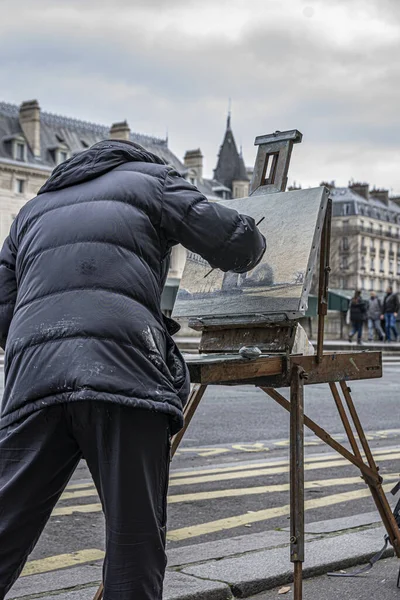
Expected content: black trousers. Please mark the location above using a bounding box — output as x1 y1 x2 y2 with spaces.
0 402 171 600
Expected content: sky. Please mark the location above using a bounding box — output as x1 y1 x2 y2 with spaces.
1 0 400 192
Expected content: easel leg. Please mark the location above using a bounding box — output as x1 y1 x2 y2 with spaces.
92 384 208 600
290 366 305 600
338 381 400 556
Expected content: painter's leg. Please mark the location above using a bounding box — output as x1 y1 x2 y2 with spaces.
0 407 81 599
73 403 170 600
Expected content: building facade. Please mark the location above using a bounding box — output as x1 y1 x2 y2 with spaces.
0 101 250 317
329 182 400 294
0 99 185 241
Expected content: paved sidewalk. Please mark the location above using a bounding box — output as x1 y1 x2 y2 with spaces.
6 510 399 599
249 557 400 600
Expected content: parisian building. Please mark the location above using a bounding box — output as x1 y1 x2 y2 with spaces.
328 182 400 294
0 100 249 316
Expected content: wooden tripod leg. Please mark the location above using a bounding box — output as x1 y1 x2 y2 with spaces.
92 383 208 600
93 585 103 600
339 381 400 556
172 384 208 456
290 366 305 600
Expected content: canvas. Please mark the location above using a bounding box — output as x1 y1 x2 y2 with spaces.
172 186 329 322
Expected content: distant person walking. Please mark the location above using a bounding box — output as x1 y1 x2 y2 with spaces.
348 290 367 345
367 291 384 341
383 286 399 342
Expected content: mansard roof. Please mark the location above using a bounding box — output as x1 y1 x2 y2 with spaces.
0 101 184 172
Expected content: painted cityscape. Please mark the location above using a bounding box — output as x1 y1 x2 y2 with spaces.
173 187 328 321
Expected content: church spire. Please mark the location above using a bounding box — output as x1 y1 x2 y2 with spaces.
213 110 249 192
226 97 232 130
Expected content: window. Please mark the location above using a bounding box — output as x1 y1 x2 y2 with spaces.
15 178 25 194
361 277 365 289
344 203 352 215
379 279 384 292
370 258 375 271
369 222 374 233
16 142 25 161
370 238 375 249
341 256 349 269
342 237 349 251
390 260 394 274
379 225 383 235
361 256 365 269
397 261 400 276
380 259 384 272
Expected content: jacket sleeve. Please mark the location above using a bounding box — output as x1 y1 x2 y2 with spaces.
0 221 18 350
160 170 266 273
395 295 400 313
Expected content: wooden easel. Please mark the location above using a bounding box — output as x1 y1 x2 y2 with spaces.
93 132 400 600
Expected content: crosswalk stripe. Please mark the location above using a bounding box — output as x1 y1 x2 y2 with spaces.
168 473 400 503
53 503 102 516
66 482 95 491
58 473 400 506
169 452 400 486
61 488 99 501
167 483 395 541
170 446 400 479
21 549 104 577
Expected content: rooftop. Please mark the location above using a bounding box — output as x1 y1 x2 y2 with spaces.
0 101 184 172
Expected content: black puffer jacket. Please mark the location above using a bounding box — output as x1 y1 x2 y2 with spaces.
0 140 265 433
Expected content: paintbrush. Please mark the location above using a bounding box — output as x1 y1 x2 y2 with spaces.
203 216 265 278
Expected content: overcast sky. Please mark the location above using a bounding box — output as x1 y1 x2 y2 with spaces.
1 0 400 192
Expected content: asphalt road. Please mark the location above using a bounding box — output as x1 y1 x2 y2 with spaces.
1 360 400 574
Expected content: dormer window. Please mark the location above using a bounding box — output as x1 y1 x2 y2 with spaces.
49 144 70 165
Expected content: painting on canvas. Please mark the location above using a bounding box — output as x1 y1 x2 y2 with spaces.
172 187 329 321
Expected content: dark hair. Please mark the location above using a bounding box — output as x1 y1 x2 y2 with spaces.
354 290 362 298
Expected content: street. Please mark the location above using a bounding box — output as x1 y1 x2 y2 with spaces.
1 359 400 577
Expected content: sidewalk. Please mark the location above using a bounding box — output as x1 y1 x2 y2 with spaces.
6 510 399 599
174 337 400 354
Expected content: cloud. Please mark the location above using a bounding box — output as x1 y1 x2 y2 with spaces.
1 0 400 191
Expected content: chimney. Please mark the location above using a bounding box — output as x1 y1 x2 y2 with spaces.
19 100 41 157
319 180 335 190
184 148 203 179
109 120 131 141
371 188 389 206
349 181 369 200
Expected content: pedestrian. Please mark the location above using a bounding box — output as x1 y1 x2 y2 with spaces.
367 291 384 341
348 290 367 345
0 140 266 600
383 285 400 342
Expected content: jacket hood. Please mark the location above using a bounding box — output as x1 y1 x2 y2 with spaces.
38 140 166 194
